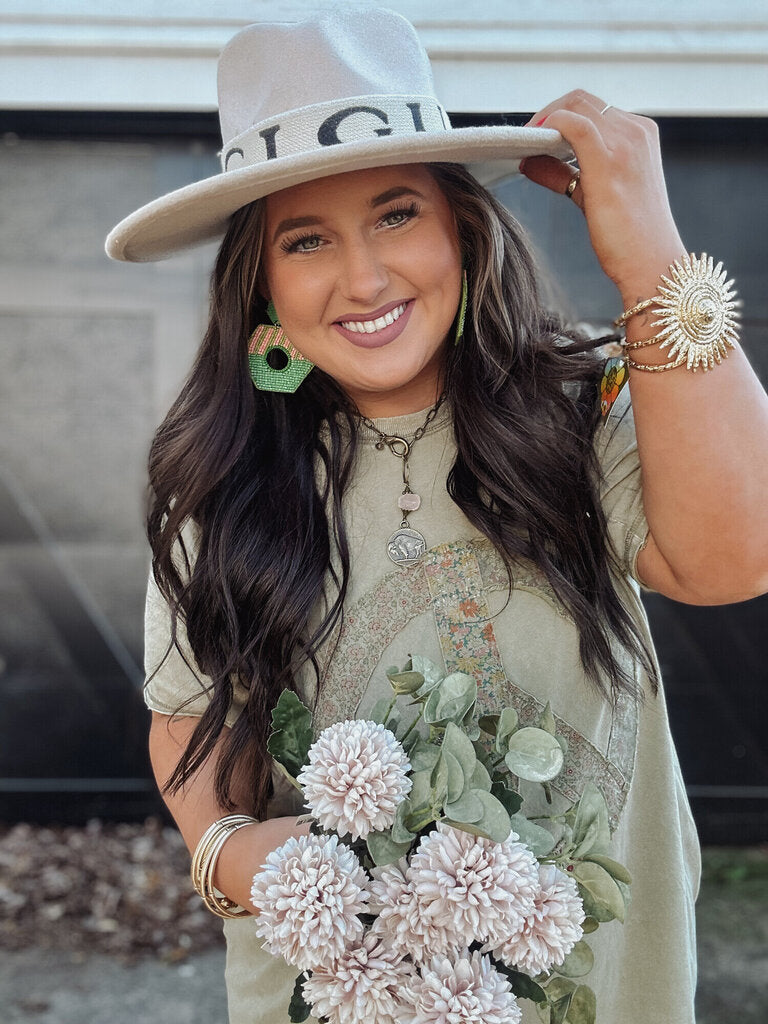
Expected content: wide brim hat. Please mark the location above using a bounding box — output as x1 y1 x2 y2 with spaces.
106 7 572 263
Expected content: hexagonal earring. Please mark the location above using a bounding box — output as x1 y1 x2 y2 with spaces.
247 300 314 393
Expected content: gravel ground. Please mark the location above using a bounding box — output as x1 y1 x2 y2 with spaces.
0 822 766 1023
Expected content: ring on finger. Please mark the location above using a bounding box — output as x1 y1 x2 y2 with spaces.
599 103 612 115
564 171 580 199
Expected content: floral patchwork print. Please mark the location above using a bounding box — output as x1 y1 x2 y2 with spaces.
314 538 638 829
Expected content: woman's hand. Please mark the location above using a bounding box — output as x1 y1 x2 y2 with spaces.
520 90 685 305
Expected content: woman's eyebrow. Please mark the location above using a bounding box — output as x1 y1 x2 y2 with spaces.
271 214 321 243
369 186 425 207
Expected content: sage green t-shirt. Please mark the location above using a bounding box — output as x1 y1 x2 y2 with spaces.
144 388 700 1024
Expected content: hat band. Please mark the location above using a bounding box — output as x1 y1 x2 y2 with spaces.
220 94 451 172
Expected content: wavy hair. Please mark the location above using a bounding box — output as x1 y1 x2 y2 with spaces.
148 163 655 817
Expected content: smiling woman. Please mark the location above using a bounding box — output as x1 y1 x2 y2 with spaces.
103 8 768 1024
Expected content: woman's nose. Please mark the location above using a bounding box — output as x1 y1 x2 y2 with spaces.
338 239 388 304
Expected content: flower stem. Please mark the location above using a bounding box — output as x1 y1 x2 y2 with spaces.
400 715 421 743
381 695 398 728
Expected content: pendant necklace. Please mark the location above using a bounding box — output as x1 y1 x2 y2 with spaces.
359 394 445 568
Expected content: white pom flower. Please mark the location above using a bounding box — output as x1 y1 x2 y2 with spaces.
399 951 522 1024
303 931 415 1024
249 833 368 972
490 863 585 976
298 719 412 840
407 823 540 946
370 859 464 963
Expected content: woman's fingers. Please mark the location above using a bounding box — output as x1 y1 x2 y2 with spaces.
519 155 584 210
520 92 685 302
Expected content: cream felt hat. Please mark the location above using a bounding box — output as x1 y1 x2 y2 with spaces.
106 7 572 263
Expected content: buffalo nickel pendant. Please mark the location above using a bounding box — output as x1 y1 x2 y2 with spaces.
387 526 427 567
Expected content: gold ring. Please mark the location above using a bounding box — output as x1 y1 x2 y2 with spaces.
565 171 580 199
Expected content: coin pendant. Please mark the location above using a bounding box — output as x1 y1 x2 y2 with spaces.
386 527 427 567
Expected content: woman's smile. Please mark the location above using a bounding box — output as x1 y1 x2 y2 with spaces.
263 163 463 416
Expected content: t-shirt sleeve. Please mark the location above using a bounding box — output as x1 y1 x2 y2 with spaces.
143 571 248 727
594 384 651 585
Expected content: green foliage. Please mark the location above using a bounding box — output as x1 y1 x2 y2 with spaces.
288 974 311 1022
568 784 611 858
505 727 565 783
266 690 313 782
553 940 595 978
572 861 625 923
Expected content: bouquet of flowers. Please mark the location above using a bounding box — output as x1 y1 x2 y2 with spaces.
249 656 631 1024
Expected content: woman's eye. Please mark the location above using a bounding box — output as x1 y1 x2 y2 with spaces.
380 203 420 228
282 234 323 254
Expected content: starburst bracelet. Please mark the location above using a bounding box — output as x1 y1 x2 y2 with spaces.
617 253 741 373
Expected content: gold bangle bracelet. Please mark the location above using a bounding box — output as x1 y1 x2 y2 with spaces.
623 336 664 352
190 814 259 919
626 355 687 373
613 298 655 329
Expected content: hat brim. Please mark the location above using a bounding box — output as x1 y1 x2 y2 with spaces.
106 126 573 262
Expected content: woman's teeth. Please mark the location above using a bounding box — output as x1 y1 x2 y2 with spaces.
341 303 406 334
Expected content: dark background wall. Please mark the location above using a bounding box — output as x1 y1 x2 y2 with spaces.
0 112 765 840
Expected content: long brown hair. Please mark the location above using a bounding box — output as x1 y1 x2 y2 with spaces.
148 163 654 817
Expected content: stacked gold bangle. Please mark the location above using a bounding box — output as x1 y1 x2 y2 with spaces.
190 814 259 919
613 253 740 373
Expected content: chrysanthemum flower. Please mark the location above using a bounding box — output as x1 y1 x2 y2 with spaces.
249 834 368 971
408 823 539 946
399 951 522 1024
370 858 464 963
303 931 415 1024
298 719 412 840
490 863 585 975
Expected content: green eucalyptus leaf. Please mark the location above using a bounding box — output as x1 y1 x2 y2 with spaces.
271 757 304 793
411 655 445 693
443 750 466 803
505 728 564 783
466 790 511 842
408 738 441 772
508 813 557 856
462 717 481 741
495 707 519 753
551 992 574 1024
537 701 557 736
391 801 417 845
491 782 524 817
422 687 443 724
267 690 313 780
469 759 492 792
478 714 500 737
582 855 632 886
491 959 547 1003
369 696 393 725
570 784 610 857
553 940 594 979
367 830 412 867
573 862 625 923
441 722 478 781
288 973 312 1023
433 672 477 723
444 789 484 824
557 735 569 756
409 769 433 808
431 755 449 806
615 878 632 914
387 670 425 696
581 916 599 935
567 984 597 1024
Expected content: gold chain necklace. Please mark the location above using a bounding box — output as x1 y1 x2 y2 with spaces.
360 394 445 567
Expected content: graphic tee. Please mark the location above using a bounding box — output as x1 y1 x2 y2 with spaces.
144 388 700 1024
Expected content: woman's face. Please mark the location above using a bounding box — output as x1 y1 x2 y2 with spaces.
262 164 462 417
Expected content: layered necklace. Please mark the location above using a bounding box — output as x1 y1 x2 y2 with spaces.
359 394 445 567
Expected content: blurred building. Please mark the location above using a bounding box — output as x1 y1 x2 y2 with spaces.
1 1 766 836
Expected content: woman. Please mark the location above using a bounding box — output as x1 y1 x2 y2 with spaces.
107 9 768 1024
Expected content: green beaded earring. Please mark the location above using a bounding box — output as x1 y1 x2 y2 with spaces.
454 268 468 346
247 300 314 393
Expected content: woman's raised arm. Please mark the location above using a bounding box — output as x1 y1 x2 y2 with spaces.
521 91 768 604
